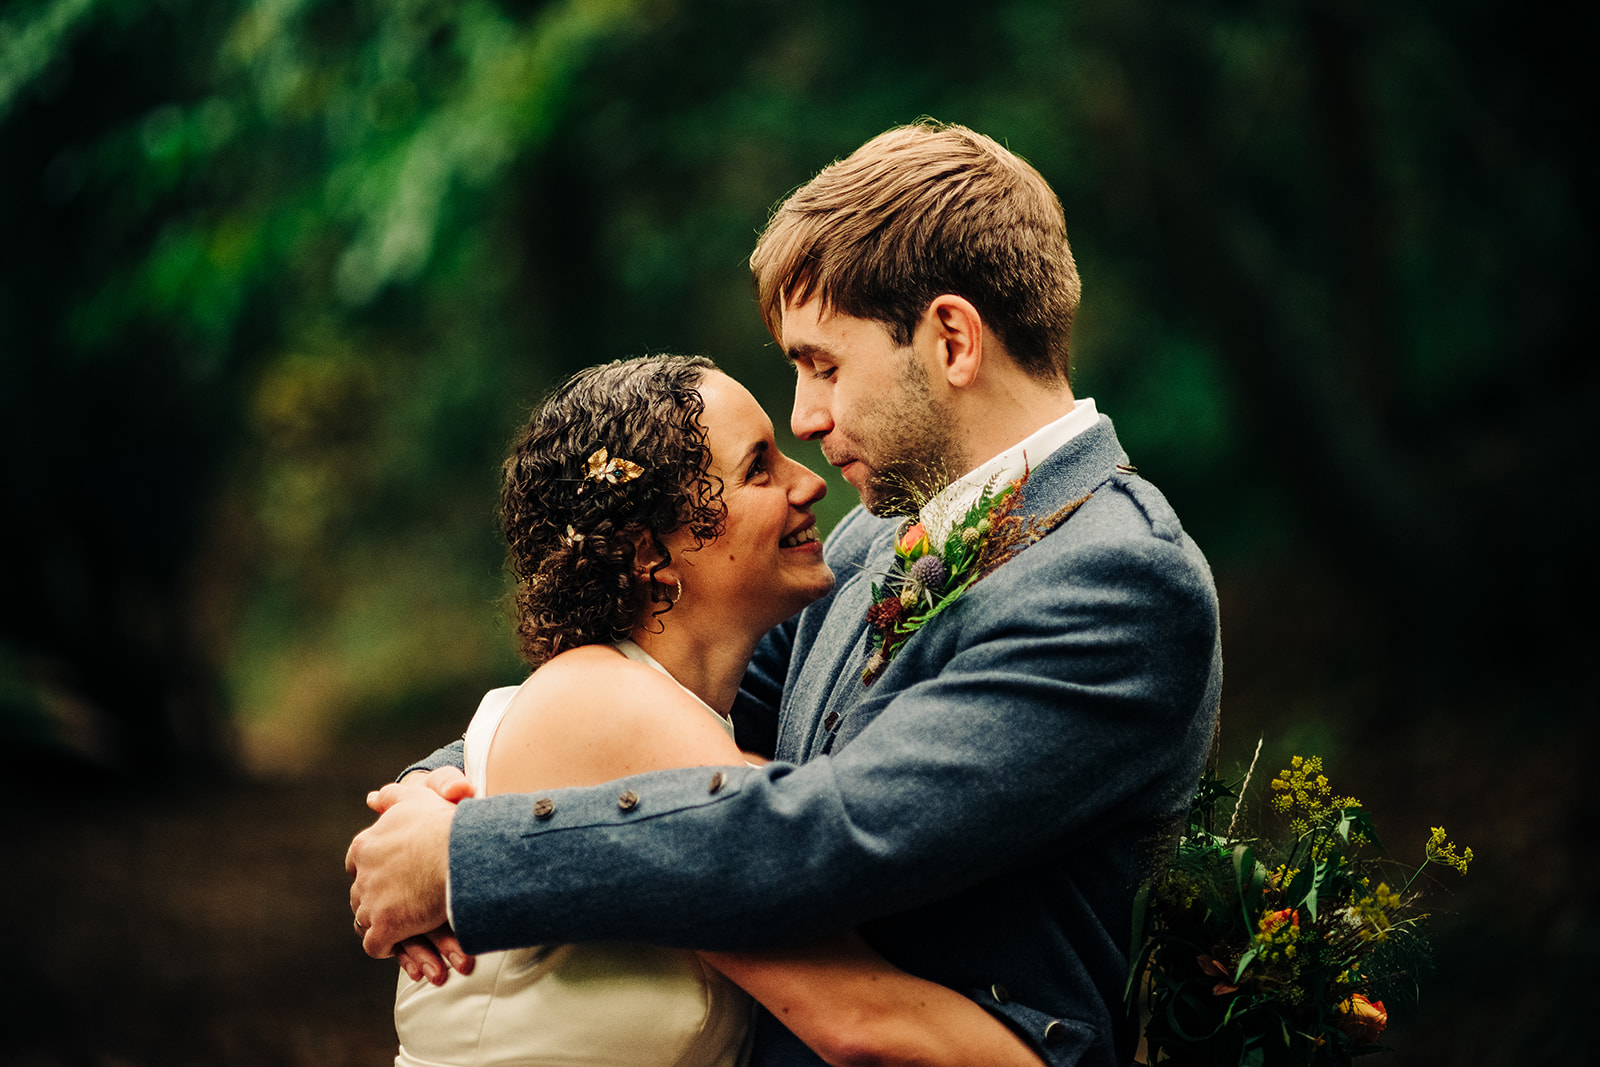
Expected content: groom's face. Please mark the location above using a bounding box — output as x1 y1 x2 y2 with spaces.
780 296 958 516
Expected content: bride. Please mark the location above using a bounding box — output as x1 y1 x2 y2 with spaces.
391 354 1043 1067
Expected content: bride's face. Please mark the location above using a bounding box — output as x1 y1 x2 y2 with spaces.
664 372 833 631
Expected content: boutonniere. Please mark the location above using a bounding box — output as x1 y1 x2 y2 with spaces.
860 470 1092 685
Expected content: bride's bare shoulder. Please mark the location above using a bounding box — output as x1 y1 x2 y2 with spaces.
490 643 742 789
525 644 673 708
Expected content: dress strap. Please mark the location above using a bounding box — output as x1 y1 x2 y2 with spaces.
613 639 736 738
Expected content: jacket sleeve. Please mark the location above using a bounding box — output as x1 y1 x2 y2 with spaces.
446 518 1222 956
400 738 465 781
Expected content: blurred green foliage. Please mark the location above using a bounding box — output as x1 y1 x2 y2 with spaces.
1 0 1590 776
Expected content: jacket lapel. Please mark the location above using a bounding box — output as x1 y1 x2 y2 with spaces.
775 416 1131 761
777 561 880 762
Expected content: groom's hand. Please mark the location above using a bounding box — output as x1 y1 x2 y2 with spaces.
346 779 458 959
370 768 477 980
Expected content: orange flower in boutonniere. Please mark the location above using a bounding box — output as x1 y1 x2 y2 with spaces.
896 522 931 557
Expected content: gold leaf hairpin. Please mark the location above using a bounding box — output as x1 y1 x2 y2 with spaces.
584 447 644 486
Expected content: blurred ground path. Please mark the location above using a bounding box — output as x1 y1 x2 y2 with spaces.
4 729 436 1066
3 680 1594 1065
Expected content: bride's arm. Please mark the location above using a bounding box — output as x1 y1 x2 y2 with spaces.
492 648 1041 1067
701 936 1044 1067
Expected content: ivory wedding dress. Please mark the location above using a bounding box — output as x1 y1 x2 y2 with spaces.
393 640 752 1067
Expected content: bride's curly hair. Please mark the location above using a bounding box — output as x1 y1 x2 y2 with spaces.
501 355 726 668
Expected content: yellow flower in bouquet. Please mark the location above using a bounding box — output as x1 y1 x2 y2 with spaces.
1130 747 1471 1066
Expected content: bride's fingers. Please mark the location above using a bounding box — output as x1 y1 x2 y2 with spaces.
396 937 446 985
392 929 471 985
426 925 475 975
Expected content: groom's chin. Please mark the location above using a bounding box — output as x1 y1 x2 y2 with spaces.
861 498 917 519
858 484 920 519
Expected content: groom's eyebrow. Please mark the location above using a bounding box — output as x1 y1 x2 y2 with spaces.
784 342 825 365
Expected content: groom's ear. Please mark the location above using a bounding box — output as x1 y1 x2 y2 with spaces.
925 294 985 390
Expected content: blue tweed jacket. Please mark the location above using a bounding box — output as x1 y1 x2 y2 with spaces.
425 415 1222 1067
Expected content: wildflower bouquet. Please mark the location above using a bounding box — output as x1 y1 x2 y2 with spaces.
1131 750 1472 1066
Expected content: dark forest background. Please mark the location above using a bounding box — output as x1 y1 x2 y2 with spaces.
2 0 1593 1063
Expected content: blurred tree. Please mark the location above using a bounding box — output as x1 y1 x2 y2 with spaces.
1 0 668 773
1073 0 1595 714
1 0 1589 781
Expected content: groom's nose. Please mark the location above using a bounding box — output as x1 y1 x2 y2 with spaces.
790 380 831 442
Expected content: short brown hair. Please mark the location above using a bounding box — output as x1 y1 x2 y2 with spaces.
751 120 1081 381
501 355 725 668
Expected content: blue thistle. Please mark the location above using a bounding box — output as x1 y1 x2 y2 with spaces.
908 554 948 593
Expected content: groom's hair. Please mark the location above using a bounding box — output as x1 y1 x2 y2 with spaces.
750 120 1081 383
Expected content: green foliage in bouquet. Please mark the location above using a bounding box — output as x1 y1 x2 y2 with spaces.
1130 749 1473 1066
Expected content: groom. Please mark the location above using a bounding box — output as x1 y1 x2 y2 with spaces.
347 120 1222 1067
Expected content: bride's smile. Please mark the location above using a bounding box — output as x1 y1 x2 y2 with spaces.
663 370 833 637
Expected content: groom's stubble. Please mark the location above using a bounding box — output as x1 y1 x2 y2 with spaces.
855 352 965 518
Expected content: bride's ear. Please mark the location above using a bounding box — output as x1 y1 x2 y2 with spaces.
628 529 683 612
628 528 674 585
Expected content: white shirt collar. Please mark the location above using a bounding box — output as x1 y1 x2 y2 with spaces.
919 397 1099 550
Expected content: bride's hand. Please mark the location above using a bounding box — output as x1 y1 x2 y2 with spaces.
396 925 475 985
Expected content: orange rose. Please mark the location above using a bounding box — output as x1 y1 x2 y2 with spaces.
896 522 930 557
1336 993 1388 1044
